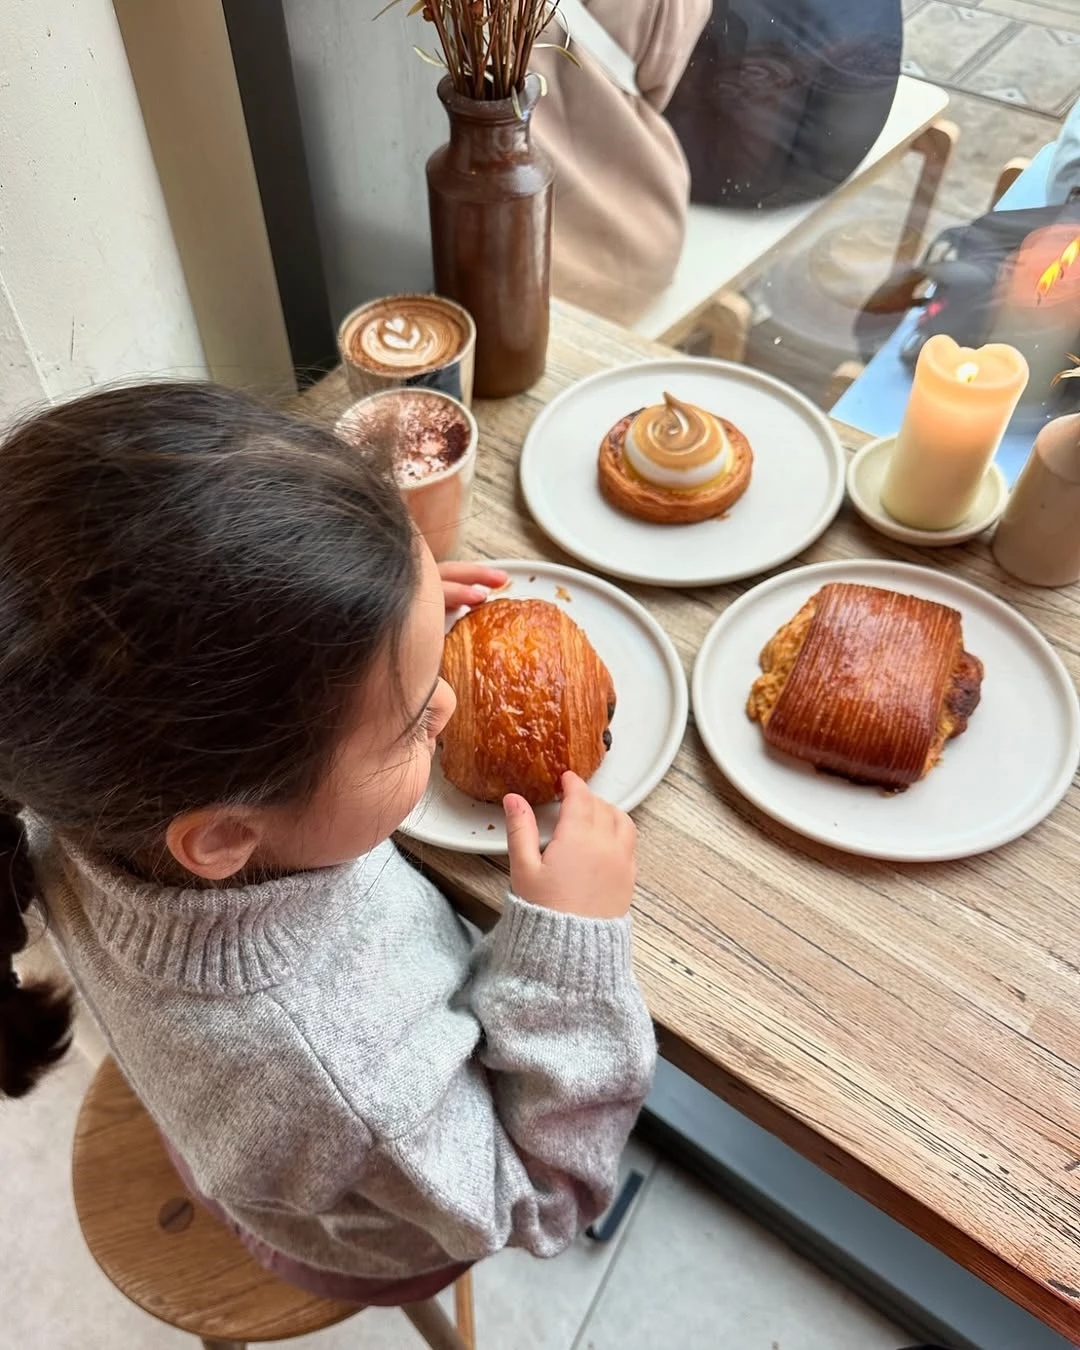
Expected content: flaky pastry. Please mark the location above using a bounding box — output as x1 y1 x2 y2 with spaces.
747 582 983 791
440 599 616 805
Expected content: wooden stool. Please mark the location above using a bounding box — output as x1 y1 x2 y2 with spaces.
72 1057 475 1349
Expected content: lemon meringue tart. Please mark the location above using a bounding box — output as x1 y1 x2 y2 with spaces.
597 392 753 524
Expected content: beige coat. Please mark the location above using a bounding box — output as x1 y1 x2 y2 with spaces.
531 0 710 325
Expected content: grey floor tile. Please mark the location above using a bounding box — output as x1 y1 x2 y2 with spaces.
902 2 1013 83
980 0 1080 35
961 24 1080 115
578 1162 908 1350
282 1307 425 1349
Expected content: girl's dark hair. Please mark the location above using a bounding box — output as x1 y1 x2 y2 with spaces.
0 382 418 1097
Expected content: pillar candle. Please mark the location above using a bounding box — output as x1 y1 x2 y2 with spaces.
881 334 1029 531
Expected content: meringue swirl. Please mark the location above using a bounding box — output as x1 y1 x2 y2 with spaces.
624 392 730 491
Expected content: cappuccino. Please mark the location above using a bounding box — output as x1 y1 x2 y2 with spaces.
338 294 476 406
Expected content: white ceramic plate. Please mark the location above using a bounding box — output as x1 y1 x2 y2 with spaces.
400 560 688 853
692 559 1080 861
519 358 845 587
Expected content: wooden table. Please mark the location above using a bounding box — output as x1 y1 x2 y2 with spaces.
304 302 1080 1342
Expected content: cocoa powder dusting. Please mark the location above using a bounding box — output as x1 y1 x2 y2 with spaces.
339 392 470 485
393 398 470 484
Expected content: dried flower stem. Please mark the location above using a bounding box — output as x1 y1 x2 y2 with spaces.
379 0 563 101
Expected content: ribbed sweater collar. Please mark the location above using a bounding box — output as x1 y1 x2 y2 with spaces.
51 837 368 996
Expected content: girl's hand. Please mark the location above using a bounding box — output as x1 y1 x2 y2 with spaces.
439 561 509 614
503 773 636 921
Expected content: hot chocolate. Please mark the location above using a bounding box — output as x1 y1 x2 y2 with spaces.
338 294 476 406
336 389 478 562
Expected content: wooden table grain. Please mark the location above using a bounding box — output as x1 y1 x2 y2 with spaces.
302 301 1080 1342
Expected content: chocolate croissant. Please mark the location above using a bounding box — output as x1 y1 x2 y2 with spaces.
440 598 616 805
747 583 983 791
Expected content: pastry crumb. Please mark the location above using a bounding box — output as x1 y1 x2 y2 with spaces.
486 823 495 831
555 585 572 602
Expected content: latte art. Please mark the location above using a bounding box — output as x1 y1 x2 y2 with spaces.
625 392 731 490
346 297 468 375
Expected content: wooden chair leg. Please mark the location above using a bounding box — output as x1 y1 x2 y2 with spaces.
701 291 752 363
990 157 1031 209
893 118 959 269
671 290 753 363
454 1270 476 1350
402 1296 471 1350
825 359 866 410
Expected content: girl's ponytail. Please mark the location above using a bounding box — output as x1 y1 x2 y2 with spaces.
0 801 72 1097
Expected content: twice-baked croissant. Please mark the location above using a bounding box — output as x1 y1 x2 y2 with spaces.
439 598 616 805
747 583 983 791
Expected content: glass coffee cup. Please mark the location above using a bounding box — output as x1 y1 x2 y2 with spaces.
337 294 476 408
335 388 478 562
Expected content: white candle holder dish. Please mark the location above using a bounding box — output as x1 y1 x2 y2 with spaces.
846 435 1009 547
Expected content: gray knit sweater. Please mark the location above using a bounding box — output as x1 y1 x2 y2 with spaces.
32 826 656 1279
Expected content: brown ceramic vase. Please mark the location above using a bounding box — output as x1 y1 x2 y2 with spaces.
426 74 553 399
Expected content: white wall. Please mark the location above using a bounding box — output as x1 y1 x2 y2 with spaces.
282 0 444 328
0 0 208 425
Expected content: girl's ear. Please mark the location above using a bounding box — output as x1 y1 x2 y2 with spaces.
165 809 261 881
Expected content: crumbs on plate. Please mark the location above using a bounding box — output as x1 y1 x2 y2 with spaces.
555 585 572 602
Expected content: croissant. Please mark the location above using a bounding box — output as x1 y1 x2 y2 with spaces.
747 583 983 791
439 598 616 805
597 392 753 525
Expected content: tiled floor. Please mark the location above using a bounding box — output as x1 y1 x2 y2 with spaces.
0 1051 914 1350
905 0 1080 106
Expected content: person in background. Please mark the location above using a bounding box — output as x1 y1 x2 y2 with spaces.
531 0 710 326
531 0 903 325
667 0 904 209
1048 96 1080 205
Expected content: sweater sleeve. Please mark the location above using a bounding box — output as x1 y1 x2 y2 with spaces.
352 896 656 1262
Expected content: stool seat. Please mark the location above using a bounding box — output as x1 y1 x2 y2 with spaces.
72 1057 358 1343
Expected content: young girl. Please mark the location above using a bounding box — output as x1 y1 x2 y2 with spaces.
0 383 655 1304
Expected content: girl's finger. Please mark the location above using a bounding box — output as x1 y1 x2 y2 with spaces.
442 582 489 611
503 794 542 887
439 562 509 588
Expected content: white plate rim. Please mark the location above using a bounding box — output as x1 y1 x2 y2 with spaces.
519 357 847 588
400 558 689 853
691 559 1080 862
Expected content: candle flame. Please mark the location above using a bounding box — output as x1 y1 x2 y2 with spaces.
956 361 980 384
1036 235 1080 303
